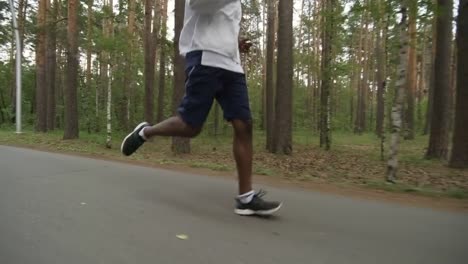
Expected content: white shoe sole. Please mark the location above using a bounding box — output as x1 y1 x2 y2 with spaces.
234 203 282 216
120 122 149 155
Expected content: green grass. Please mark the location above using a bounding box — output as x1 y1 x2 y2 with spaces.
0 127 444 168
364 180 468 200
364 180 441 197
1 127 466 200
254 166 276 176
189 161 232 171
446 188 468 199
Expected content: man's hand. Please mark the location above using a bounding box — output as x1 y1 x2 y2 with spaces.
239 38 253 54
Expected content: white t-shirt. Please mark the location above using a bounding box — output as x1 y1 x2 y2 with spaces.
179 0 244 73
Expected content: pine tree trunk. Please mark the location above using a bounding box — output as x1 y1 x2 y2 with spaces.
359 18 370 133
0 88 6 123
36 0 48 132
56 1 64 129
306 6 313 122
85 0 94 132
55 36 63 129
122 0 134 132
320 0 333 150
266 0 276 151
313 0 321 132
144 0 155 123
405 2 417 140
424 5 438 135
172 0 190 154
417 26 427 131
106 67 112 148
354 14 365 134
387 6 409 183
261 0 268 131
64 0 79 139
97 52 107 133
368 51 376 130
447 42 456 135
46 0 57 131
105 0 114 148
426 0 453 159
127 0 136 127
376 0 387 138
273 0 293 154
153 0 161 65
295 0 306 85
449 0 468 168
157 0 168 123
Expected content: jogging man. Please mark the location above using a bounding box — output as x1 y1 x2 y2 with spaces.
121 0 282 216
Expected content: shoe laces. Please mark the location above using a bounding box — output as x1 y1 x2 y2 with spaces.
254 189 267 199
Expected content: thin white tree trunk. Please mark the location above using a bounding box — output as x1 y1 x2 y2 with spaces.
96 63 99 122
106 65 112 148
105 0 113 148
386 6 409 182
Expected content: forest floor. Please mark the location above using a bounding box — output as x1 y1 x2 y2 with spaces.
1 126 467 209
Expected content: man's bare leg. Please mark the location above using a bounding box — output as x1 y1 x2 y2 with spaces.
121 116 200 156
232 119 282 215
231 119 253 195
143 116 201 138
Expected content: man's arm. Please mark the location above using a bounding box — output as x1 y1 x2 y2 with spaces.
189 0 238 14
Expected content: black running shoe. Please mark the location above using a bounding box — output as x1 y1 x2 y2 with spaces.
121 122 150 156
235 190 282 216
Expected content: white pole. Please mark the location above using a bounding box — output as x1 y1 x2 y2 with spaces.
9 0 22 134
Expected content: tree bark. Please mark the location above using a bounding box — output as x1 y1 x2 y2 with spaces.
376 0 387 138
55 0 64 129
417 26 427 132
97 52 107 133
405 1 417 140
46 0 57 131
266 0 276 152
312 0 321 132
144 0 155 123
157 0 168 123
424 11 437 135
273 0 293 154
36 0 48 132
0 88 6 123
426 0 453 159
449 0 468 168
320 0 333 150
64 0 79 139
357 9 370 134
105 0 114 148
354 11 365 134
294 0 306 85
387 6 409 183
122 0 135 131
127 0 136 128
106 66 112 148
172 0 190 154
447 41 456 136
85 0 94 133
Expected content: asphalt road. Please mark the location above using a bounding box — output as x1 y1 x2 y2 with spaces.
1 145 467 264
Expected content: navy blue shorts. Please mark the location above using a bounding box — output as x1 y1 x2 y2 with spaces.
177 51 252 127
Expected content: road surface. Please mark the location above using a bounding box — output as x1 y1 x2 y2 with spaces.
1 145 467 264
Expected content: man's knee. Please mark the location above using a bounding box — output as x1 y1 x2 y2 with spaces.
176 115 202 138
233 119 253 138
